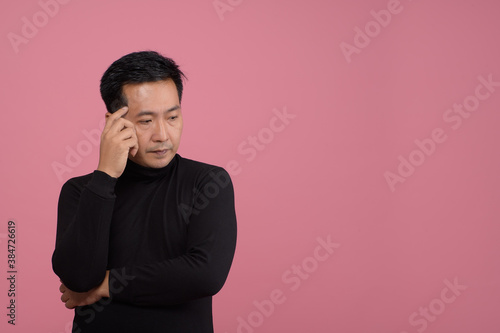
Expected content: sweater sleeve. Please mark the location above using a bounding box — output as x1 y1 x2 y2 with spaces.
52 170 117 292
110 168 237 306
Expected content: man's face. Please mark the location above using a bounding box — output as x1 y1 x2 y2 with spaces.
122 79 183 169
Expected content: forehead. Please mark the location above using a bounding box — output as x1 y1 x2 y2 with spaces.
122 79 179 110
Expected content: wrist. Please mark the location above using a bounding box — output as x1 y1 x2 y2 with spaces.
97 165 119 179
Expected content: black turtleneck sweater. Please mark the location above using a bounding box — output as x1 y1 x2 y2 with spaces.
52 154 237 333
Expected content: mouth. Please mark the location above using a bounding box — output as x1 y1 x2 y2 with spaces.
150 149 169 156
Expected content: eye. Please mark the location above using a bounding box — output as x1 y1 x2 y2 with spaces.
169 116 178 120
139 120 152 124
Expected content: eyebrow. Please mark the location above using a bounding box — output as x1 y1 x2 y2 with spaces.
135 105 180 117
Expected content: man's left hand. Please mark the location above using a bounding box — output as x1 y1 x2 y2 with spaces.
59 271 110 309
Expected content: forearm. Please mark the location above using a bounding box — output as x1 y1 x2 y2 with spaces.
110 227 236 306
52 171 116 292
111 170 237 306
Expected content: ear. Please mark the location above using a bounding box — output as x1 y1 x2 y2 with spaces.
105 112 112 119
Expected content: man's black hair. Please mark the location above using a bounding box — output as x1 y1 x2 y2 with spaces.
100 51 186 113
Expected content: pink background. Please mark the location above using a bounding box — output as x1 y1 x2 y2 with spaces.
1 0 500 332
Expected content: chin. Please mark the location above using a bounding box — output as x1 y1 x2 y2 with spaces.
130 150 176 169
150 161 170 169
148 155 175 169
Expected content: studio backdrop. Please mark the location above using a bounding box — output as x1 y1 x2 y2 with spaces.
1 0 500 332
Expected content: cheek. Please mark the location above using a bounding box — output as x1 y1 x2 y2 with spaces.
135 132 149 149
174 128 183 143
177 122 184 138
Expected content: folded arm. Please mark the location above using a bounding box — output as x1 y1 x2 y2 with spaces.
52 171 117 292
110 169 237 306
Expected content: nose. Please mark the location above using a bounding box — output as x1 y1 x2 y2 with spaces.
152 120 169 142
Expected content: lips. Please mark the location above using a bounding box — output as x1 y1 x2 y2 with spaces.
151 149 169 156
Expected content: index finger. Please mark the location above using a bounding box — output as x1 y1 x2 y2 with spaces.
103 106 129 131
114 106 129 117
108 106 129 120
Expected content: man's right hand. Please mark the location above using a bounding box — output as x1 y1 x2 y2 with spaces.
97 107 139 178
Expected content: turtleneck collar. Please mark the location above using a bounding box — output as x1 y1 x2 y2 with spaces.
121 154 179 180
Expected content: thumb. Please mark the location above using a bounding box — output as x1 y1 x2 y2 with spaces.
130 146 138 157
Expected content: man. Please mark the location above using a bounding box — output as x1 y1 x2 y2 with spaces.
52 51 237 333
